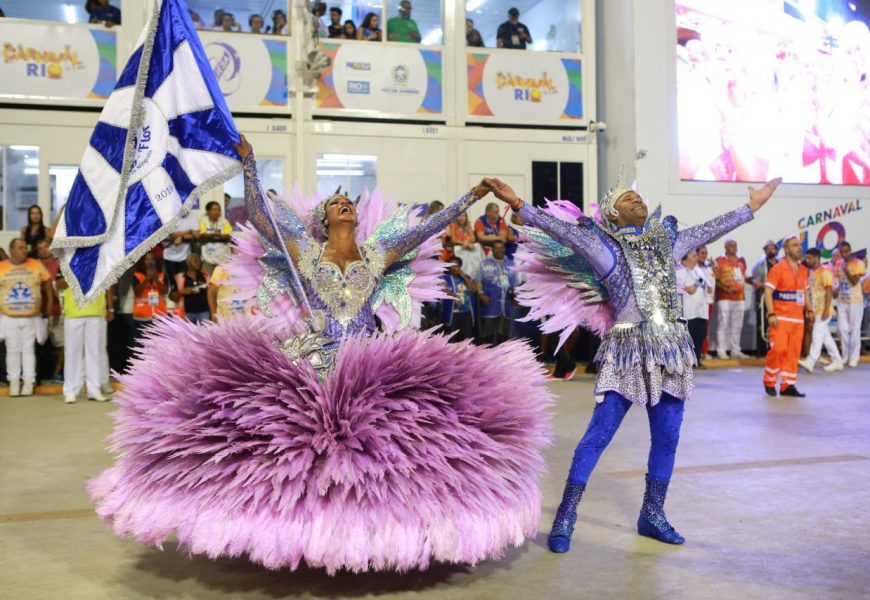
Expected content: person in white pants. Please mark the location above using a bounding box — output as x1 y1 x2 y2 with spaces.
0 239 53 397
799 248 844 373
58 276 110 404
714 240 749 358
835 241 866 368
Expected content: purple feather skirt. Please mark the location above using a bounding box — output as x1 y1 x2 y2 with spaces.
89 316 553 574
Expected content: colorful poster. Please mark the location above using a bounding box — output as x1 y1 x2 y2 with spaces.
200 31 288 108
316 42 442 116
0 23 116 102
467 52 583 121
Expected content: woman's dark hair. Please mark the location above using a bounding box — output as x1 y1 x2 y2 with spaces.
27 205 47 241
361 12 379 30
205 201 220 211
343 19 356 35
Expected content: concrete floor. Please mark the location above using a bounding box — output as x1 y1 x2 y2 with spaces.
1 365 869 600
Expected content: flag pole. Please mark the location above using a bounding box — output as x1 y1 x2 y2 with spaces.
256 184 317 330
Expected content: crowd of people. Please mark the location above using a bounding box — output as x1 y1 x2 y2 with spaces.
3 194 867 400
675 237 869 396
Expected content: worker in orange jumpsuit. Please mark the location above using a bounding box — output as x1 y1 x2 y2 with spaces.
763 236 810 397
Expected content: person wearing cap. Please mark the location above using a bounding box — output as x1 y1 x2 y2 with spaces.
497 8 532 49
751 239 779 356
387 1 421 43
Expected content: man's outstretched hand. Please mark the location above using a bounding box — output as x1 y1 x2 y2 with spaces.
748 177 782 213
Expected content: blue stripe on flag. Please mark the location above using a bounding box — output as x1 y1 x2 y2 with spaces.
65 172 107 237
167 112 239 158
162 153 195 199
69 245 100 296
123 182 162 255
115 45 142 89
90 122 127 173
144 0 192 98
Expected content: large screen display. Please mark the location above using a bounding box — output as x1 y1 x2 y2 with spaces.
677 0 870 184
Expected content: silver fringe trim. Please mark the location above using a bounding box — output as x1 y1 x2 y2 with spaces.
595 320 696 374
52 0 243 307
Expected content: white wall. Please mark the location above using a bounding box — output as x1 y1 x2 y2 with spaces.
599 0 870 263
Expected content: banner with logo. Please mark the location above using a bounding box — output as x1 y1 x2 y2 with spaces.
199 31 288 109
467 52 583 123
0 22 116 102
316 41 442 117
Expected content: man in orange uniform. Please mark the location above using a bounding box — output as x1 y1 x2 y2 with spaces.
764 236 810 397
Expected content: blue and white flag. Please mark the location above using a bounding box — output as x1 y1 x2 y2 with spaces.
53 0 241 304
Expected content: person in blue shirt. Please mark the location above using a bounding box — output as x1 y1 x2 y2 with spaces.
87 0 121 26
477 240 517 345
441 257 478 342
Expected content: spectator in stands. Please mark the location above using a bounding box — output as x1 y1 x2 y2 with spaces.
715 239 748 359
475 202 508 256
132 251 167 342
208 258 249 321
36 240 63 383
163 210 198 284
677 249 713 368
272 9 288 35
188 9 206 29
212 8 224 29
357 13 382 41
170 254 210 325
750 240 779 356
58 275 109 404
220 12 241 32
424 200 444 218
477 240 516 345
327 6 343 38
497 7 532 50
442 211 477 261
441 256 477 342
835 240 866 368
21 205 48 258
505 212 521 259
799 248 844 373
87 0 121 27
695 244 717 360
0 9 5 18
388 1 421 43
0 239 52 397
343 19 357 39
249 14 264 34
467 18 484 47
199 201 232 275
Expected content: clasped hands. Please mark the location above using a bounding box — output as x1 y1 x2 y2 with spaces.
472 178 523 210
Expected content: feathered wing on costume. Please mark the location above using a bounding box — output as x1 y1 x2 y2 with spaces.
514 200 614 349
224 186 445 333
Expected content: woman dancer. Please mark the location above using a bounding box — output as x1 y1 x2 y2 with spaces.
488 174 780 551
89 137 552 574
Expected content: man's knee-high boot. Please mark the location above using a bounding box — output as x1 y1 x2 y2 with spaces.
548 481 586 553
637 475 685 544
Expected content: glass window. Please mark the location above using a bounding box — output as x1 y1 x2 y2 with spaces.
224 158 284 228
316 153 377 199
466 0 582 53
316 1 383 41
4 146 40 232
49 165 78 222
1 1 118 25
184 2 290 34
385 0 442 45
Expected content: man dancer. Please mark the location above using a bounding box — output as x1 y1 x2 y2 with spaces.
835 241 866 367
763 237 810 397
486 174 780 551
799 249 844 373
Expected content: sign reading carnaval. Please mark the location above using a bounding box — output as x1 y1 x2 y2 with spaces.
796 199 866 261
316 42 442 116
0 22 116 102
467 52 583 121
199 31 288 108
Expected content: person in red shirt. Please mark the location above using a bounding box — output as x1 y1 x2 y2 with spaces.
763 236 810 397
474 202 508 256
714 239 749 358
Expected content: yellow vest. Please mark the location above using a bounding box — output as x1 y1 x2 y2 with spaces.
62 287 106 318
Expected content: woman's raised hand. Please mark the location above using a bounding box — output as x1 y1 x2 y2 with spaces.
485 178 522 210
234 134 253 159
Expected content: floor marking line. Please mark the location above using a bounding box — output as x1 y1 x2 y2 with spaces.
606 454 868 478
0 508 96 523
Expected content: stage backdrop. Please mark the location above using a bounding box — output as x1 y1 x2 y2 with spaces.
467 51 583 123
0 22 116 103
315 41 443 118
199 31 288 110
